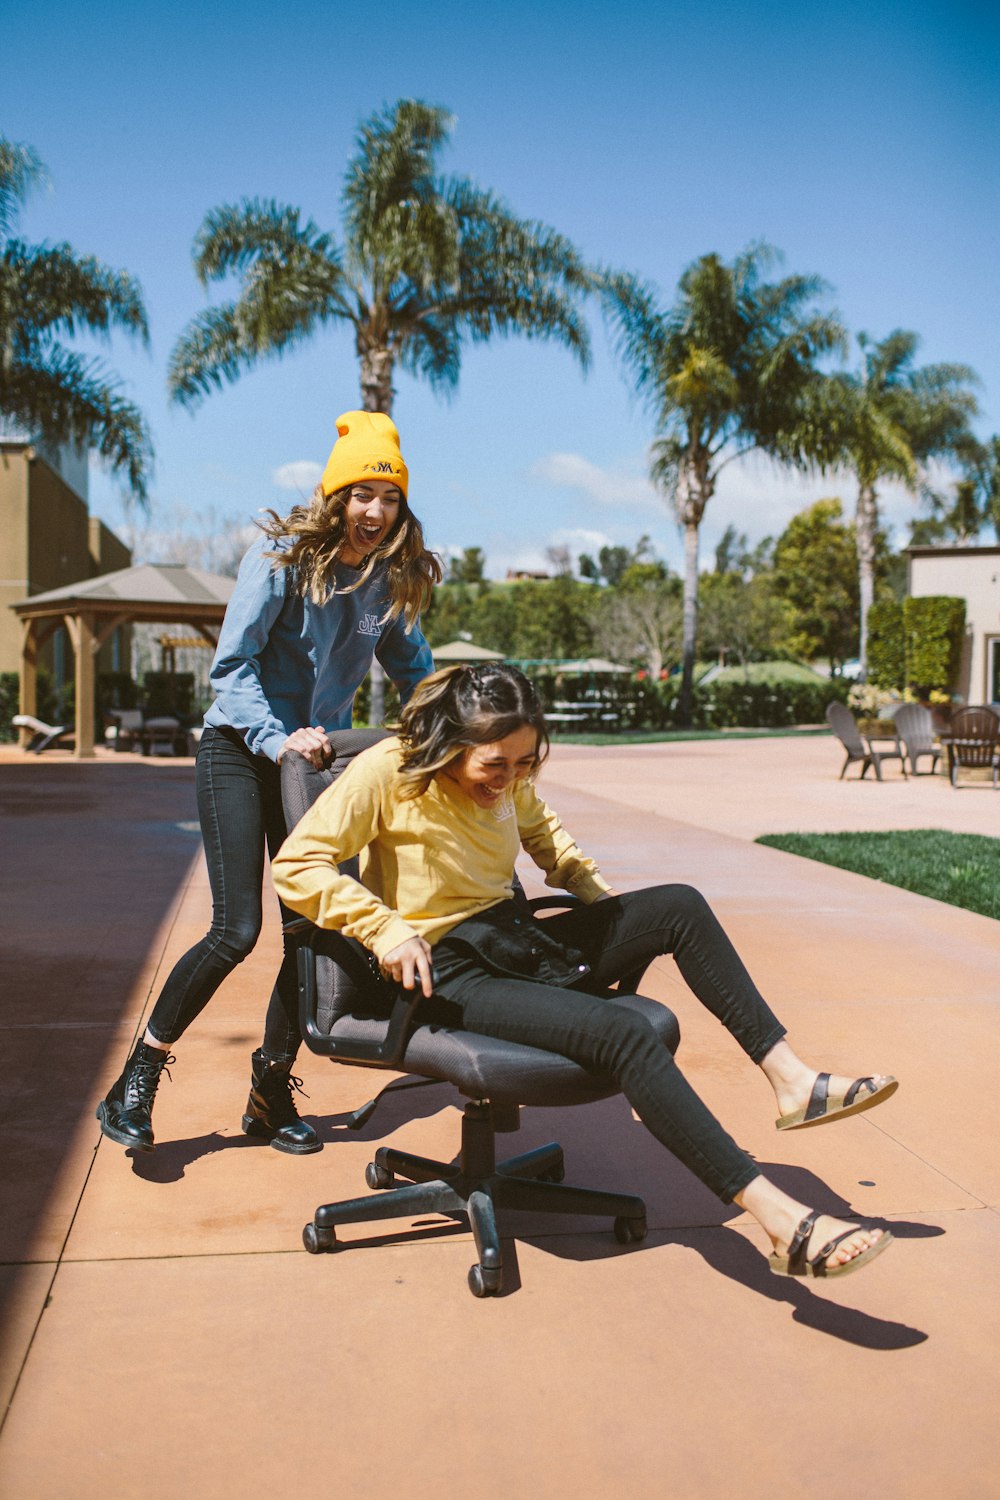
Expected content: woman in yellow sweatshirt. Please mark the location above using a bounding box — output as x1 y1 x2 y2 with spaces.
272 664 898 1281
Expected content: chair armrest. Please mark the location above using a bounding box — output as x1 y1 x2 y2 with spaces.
288 920 426 1068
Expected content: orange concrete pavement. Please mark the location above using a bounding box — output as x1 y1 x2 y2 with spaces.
0 737 998 1500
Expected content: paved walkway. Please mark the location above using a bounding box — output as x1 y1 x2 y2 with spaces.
0 738 997 1499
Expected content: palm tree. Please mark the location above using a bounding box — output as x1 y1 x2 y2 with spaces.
0 138 152 502
819 332 979 670
603 244 844 722
170 99 596 720
169 99 595 416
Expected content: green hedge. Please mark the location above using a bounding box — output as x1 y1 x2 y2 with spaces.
524 670 849 732
903 596 966 693
867 598 905 691
0 670 65 742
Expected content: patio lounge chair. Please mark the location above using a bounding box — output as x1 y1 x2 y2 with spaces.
280 747 679 1299
940 707 1000 789
12 714 71 753
892 703 941 776
825 701 906 781
104 709 144 752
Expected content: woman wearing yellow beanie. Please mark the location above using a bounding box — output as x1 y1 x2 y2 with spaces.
97 411 442 1158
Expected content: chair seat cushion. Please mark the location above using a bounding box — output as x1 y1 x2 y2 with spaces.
326 992 680 1107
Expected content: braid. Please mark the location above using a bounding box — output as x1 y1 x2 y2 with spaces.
396 664 549 797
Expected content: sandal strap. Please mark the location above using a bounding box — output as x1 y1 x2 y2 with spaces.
802 1073 831 1122
785 1210 822 1274
807 1225 865 1277
844 1076 877 1107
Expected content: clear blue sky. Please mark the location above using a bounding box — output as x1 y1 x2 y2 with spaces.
7 0 999 577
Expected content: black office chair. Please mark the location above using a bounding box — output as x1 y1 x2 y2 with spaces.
280 749 681 1298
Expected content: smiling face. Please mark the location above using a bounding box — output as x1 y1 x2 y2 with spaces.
444 724 541 809
338 480 403 566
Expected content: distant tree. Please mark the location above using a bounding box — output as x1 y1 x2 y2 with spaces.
577 535 656 586
713 524 774 579
771 499 863 670
909 478 984 546
592 573 681 676
0 137 152 502
545 543 574 577
507 577 594 659
448 545 487 584
603 243 844 722
697 571 792 669
814 331 979 671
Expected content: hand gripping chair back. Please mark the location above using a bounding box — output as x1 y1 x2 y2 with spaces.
280 743 680 1298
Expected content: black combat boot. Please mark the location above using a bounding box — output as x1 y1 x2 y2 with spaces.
96 1039 175 1152
242 1050 321 1154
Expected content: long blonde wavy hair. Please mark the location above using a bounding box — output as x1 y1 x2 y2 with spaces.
395 664 551 798
259 483 442 628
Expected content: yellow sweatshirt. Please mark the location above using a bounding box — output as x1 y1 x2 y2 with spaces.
271 736 611 963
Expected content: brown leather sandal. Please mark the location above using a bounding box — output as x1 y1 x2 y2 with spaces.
768 1209 894 1279
776 1072 898 1131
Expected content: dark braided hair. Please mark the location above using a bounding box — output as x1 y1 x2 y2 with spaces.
396 663 550 797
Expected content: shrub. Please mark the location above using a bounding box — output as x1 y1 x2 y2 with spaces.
522 667 848 732
0 673 17 742
867 597 905 691
142 671 196 720
691 674 848 730
0 669 66 741
903 596 966 693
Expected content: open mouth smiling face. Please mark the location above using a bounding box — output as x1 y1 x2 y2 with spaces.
444 725 541 810
340 480 402 565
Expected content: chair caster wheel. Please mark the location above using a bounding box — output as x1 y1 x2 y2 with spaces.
365 1160 393 1190
303 1222 336 1254
613 1214 647 1245
468 1263 502 1297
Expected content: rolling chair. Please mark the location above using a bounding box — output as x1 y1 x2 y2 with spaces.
280 749 680 1298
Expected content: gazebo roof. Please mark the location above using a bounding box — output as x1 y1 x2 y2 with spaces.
12 562 235 617
431 639 507 661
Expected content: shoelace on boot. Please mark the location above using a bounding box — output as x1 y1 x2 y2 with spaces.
124 1053 175 1110
260 1065 310 1125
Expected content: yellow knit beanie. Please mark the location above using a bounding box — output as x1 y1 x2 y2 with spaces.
321 411 409 498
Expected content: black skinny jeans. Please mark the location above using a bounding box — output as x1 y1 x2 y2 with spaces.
432 887 786 1203
145 726 382 1059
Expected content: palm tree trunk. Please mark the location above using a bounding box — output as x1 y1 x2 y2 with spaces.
855 481 878 676
355 345 396 720
677 519 700 725
359 347 394 414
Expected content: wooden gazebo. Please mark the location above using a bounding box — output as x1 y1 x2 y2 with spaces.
11 562 234 758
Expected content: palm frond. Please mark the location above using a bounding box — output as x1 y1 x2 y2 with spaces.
343 99 453 256
193 199 339 283
0 137 46 238
6 240 148 347
3 345 152 502
170 226 355 406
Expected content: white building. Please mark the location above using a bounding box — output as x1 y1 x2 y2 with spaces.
907 545 1000 706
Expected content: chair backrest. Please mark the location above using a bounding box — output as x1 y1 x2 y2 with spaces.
893 702 934 753
279 733 393 1036
947 707 1000 766
826 700 864 752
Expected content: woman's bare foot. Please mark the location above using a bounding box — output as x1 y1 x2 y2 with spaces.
735 1176 890 1276
760 1042 896 1127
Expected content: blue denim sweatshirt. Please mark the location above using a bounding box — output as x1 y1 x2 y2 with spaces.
203 533 434 762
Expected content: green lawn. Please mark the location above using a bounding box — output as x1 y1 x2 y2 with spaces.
756 829 1000 921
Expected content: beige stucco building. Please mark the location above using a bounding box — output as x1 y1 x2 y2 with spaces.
0 438 131 692
907 545 1000 706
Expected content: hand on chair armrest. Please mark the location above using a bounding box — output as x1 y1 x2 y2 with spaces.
289 920 433 1068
